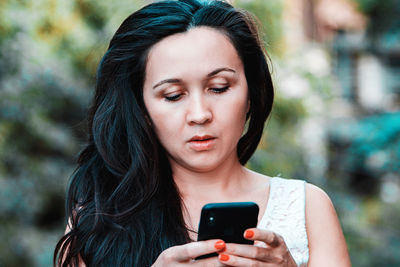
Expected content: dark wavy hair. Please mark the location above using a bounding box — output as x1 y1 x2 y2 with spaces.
54 0 274 266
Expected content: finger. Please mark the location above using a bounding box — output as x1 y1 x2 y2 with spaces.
223 243 276 262
244 228 282 247
192 256 229 267
218 253 275 267
171 239 226 262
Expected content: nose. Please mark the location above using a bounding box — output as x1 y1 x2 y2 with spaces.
186 94 212 125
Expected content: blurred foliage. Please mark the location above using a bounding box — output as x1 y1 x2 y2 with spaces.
0 0 145 266
249 95 308 178
236 0 308 178
0 0 399 266
236 0 284 56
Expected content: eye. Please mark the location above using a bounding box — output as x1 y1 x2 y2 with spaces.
210 86 229 94
164 93 182 102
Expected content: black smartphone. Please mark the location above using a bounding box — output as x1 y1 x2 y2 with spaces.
196 202 259 259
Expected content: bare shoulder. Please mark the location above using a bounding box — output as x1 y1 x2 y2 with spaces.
304 183 351 266
305 182 340 238
305 183 334 212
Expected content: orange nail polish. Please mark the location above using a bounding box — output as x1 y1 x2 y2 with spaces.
244 229 254 238
214 240 225 250
219 254 230 261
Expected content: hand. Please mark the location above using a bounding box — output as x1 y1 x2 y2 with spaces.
152 239 227 266
217 228 297 266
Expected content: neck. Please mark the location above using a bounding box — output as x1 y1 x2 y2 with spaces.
171 155 249 203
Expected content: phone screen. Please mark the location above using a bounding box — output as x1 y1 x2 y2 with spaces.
196 202 259 259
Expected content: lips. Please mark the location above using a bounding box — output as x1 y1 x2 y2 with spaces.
188 135 216 151
189 135 215 142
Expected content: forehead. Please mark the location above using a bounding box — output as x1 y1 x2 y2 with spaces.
145 26 243 84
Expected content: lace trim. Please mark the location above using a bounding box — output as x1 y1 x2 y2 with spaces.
257 177 309 266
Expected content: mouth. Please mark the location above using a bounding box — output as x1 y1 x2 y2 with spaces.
188 135 216 151
189 135 215 142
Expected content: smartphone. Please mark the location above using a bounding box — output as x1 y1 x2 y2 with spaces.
196 202 259 259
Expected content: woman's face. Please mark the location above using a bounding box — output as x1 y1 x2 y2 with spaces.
143 27 249 172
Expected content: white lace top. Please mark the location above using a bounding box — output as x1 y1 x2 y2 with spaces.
257 177 309 266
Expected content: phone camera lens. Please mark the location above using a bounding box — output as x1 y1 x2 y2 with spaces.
209 216 216 226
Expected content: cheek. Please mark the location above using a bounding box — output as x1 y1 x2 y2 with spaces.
148 114 176 153
232 93 249 122
217 95 248 137
145 103 182 144
236 96 250 134
144 99 165 134
149 111 170 136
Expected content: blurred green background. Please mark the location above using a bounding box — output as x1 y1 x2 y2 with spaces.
0 0 399 266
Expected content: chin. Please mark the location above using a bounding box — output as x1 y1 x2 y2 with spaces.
183 160 221 173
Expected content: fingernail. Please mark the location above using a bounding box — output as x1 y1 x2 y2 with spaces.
244 229 254 238
214 240 225 250
219 254 230 261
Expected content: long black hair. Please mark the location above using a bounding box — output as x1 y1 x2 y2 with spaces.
54 0 274 266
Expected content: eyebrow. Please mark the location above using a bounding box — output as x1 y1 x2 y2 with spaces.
152 67 236 89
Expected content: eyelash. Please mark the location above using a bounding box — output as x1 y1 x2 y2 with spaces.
210 86 229 94
165 94 182 102
164 86 229 102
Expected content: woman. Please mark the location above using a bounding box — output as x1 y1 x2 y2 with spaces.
54 0 351 266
